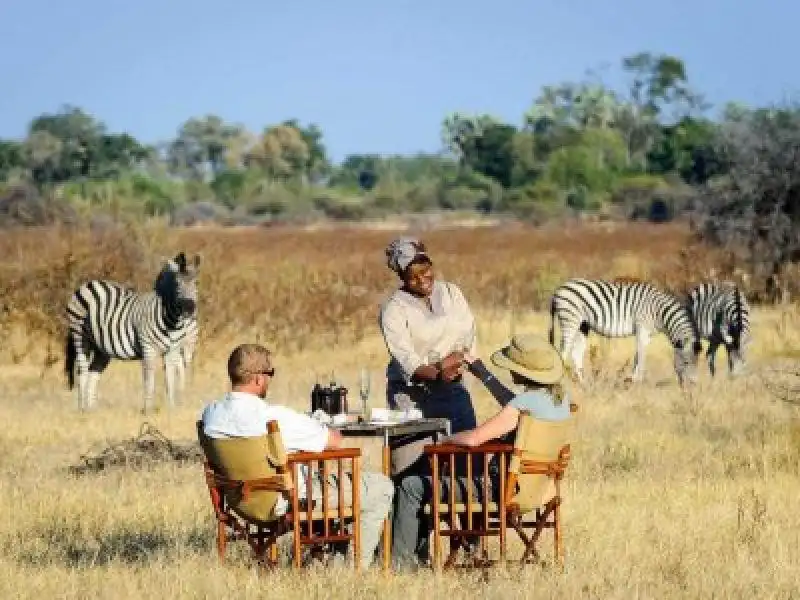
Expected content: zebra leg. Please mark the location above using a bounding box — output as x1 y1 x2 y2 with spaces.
632 326 651 382
141 350 158 415
85 353 111 410
164 348 184 408
179 338 195 390
707 340 719 377
569 330 588 383
75 347 91 411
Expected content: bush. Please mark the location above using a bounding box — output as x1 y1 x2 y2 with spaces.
696 104 800 273
500 180 564 220
313 193 367 220
170 201 230 226
0 184 78 227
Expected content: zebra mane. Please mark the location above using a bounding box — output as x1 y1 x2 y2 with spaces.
154 265 177 298
659 287 701 349
611 275 645 285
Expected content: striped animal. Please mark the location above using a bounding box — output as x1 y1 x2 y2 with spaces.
687 281 751 376
65 252 201 412
549 278 701 385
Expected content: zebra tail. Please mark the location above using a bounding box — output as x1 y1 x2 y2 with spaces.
548 295 556 345
734 285 743 337
65 333 76 390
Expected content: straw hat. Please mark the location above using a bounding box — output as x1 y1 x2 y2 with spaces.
490 334 565 385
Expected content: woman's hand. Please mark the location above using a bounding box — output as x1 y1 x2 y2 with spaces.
440 351 465 382
461 352 477 365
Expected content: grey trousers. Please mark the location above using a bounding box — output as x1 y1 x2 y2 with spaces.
306 470 395 568
391 471 499 569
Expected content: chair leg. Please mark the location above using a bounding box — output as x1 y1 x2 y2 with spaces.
293 519 302 568
269 539 278 566
444 537 462 569
217 520 227 561
554 502 563 572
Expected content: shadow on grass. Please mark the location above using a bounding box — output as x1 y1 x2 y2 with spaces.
17 523 213 567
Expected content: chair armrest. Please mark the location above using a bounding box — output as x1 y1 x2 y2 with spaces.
287 448 361 463
246 475 294 492
423 442 514 456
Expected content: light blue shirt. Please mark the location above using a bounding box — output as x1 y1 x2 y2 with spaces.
509 389 571 421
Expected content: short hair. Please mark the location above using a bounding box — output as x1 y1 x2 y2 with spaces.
227 343 272 386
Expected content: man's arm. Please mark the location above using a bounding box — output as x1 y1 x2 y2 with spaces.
444 404 520 447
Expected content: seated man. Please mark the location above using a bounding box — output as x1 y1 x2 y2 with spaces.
201 343 394 568
391 334 572 569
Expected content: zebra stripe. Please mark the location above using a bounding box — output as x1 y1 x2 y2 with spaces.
688 281 751 376
548 278 700 384
65 252 201 412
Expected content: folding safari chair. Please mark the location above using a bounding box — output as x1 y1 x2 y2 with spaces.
424 405 576 571
197 420 362 569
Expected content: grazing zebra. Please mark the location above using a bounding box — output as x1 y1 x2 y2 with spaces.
65 252 201 412
687 281 751 376
549 278 702 385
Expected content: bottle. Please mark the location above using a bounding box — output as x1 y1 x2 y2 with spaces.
311 382 322 414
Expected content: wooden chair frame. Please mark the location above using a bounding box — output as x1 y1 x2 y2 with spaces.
424 408 574 571
198 420 362 569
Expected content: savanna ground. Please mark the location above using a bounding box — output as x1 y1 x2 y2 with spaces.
1 220 800 599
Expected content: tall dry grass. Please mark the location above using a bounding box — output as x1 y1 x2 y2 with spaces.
0 220 720 365
1 222 799 598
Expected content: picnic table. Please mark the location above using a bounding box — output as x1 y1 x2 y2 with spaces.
330 417 451 570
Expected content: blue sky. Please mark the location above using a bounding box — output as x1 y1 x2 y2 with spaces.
0 0 796 163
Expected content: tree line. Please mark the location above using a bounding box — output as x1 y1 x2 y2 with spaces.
0 50 798 278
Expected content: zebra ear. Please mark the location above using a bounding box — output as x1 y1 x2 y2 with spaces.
175 252 188 272
192 254 202 271
162 257 178 272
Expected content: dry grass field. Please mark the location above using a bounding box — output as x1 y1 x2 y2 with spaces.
1 220 799 599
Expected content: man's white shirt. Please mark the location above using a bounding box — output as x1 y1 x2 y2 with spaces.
201 391 330 513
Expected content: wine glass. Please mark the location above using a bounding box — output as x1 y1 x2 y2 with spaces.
358 367 370 416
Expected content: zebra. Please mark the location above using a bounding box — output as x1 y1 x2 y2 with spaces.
548 278 702 385
687 281 751 377
65 252 201 412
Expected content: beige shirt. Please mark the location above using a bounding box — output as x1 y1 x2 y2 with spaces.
379 280 477 384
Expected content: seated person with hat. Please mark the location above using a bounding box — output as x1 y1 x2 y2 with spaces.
391 334 571 569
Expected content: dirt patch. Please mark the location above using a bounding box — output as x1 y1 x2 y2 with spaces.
69 423 203 475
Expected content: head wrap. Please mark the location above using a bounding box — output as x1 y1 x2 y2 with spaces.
385 237 429 274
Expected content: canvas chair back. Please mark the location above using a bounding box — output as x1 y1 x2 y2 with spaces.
196 421 292 523
507 411 573 514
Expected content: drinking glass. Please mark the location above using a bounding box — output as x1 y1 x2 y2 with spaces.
358 367 370 416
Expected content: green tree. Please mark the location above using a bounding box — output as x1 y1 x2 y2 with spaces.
168 115 244 179
0 139 24 180
647 117 723 184
27 105 105 182
282 120 330 183
545 128 627 197
246 124 310 181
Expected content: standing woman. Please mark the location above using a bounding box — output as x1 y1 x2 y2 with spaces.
379 237 478 476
